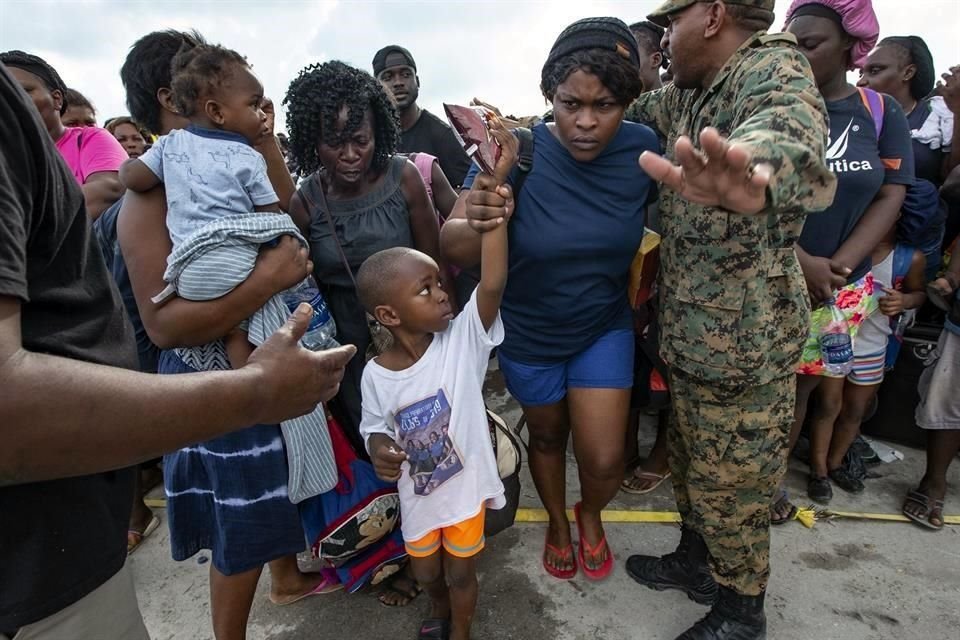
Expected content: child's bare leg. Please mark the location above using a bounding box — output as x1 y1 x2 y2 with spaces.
225 329 255 370
409 552 450 621
444 553 478 640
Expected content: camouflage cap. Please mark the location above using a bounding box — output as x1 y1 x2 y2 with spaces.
648 0 776 27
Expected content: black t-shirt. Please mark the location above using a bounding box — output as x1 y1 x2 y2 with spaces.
799 92 915 283
0 65 138 630
399 108 472 188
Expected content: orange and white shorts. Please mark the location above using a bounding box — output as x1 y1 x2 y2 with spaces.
405 505 486 559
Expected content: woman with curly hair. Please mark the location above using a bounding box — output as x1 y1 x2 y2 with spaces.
442 17 657 582
286 61 451 458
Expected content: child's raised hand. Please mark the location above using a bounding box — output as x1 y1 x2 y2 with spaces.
465 177 514 233
878 287 904 316
487 116 519 186
370 434 407 483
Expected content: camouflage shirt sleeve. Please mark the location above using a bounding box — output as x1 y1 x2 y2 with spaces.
624 85 679 138
727 46 836 219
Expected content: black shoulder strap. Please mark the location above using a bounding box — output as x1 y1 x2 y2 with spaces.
297 173 359 290
512 127 534 197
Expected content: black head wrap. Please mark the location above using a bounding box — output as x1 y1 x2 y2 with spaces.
545 17 641 71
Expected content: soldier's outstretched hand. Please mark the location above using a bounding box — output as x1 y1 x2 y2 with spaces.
639 127 773 215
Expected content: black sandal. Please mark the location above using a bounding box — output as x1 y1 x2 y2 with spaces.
417 618 450 640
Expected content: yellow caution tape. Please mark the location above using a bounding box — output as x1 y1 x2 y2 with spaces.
514 509 677 523
144 500 958 526
513 508 958 526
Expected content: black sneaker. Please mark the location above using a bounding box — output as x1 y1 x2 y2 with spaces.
850 436 879 464
807 476 833 504
829 466 865 493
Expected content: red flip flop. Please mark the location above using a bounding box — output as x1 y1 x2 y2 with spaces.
542 531 577 580
574 502 613 581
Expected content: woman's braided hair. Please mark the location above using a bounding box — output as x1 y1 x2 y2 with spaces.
284 60 400 176
880 36 936 101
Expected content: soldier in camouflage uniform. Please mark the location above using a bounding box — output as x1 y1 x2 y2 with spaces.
622 1 837 639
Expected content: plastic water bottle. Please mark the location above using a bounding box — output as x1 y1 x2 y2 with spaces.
282 277 339 351
819 297 853 376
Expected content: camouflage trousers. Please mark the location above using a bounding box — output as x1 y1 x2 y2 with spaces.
667 370 794 596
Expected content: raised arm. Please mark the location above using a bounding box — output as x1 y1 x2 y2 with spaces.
257 98 296 212
474 120 516 329
640 48 836 217
439 192 481 268
440 121 519 270
477 211 507 331
117 187 310 349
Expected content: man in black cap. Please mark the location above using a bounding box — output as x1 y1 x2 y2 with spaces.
623 1 836 639
373 45 471 188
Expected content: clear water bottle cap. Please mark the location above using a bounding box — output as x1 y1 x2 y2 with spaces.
824 296 837 305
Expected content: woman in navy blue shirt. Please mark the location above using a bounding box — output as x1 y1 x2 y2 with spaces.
784 1 913 512
442 18 657 581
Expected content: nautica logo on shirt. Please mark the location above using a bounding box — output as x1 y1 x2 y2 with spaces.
826 118 874 173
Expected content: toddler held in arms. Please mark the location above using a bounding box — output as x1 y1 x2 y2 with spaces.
119 43 305 370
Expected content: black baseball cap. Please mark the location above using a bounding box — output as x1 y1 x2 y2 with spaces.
372 45 416 77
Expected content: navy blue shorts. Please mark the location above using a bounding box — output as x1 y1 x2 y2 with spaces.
497 329 634 406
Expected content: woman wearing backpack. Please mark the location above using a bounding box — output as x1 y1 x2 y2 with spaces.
776 0 914 514
442 18 658 581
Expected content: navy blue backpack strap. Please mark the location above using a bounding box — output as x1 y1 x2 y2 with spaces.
511 127 535 197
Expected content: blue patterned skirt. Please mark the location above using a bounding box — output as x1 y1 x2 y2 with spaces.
160 350 306 574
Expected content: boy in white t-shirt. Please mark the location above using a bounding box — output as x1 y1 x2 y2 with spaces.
358 170 509 639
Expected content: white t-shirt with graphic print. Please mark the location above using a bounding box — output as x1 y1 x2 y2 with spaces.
360 293 506 542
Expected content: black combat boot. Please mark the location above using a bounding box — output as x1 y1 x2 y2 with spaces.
625 527 718 605
674 586 767 640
